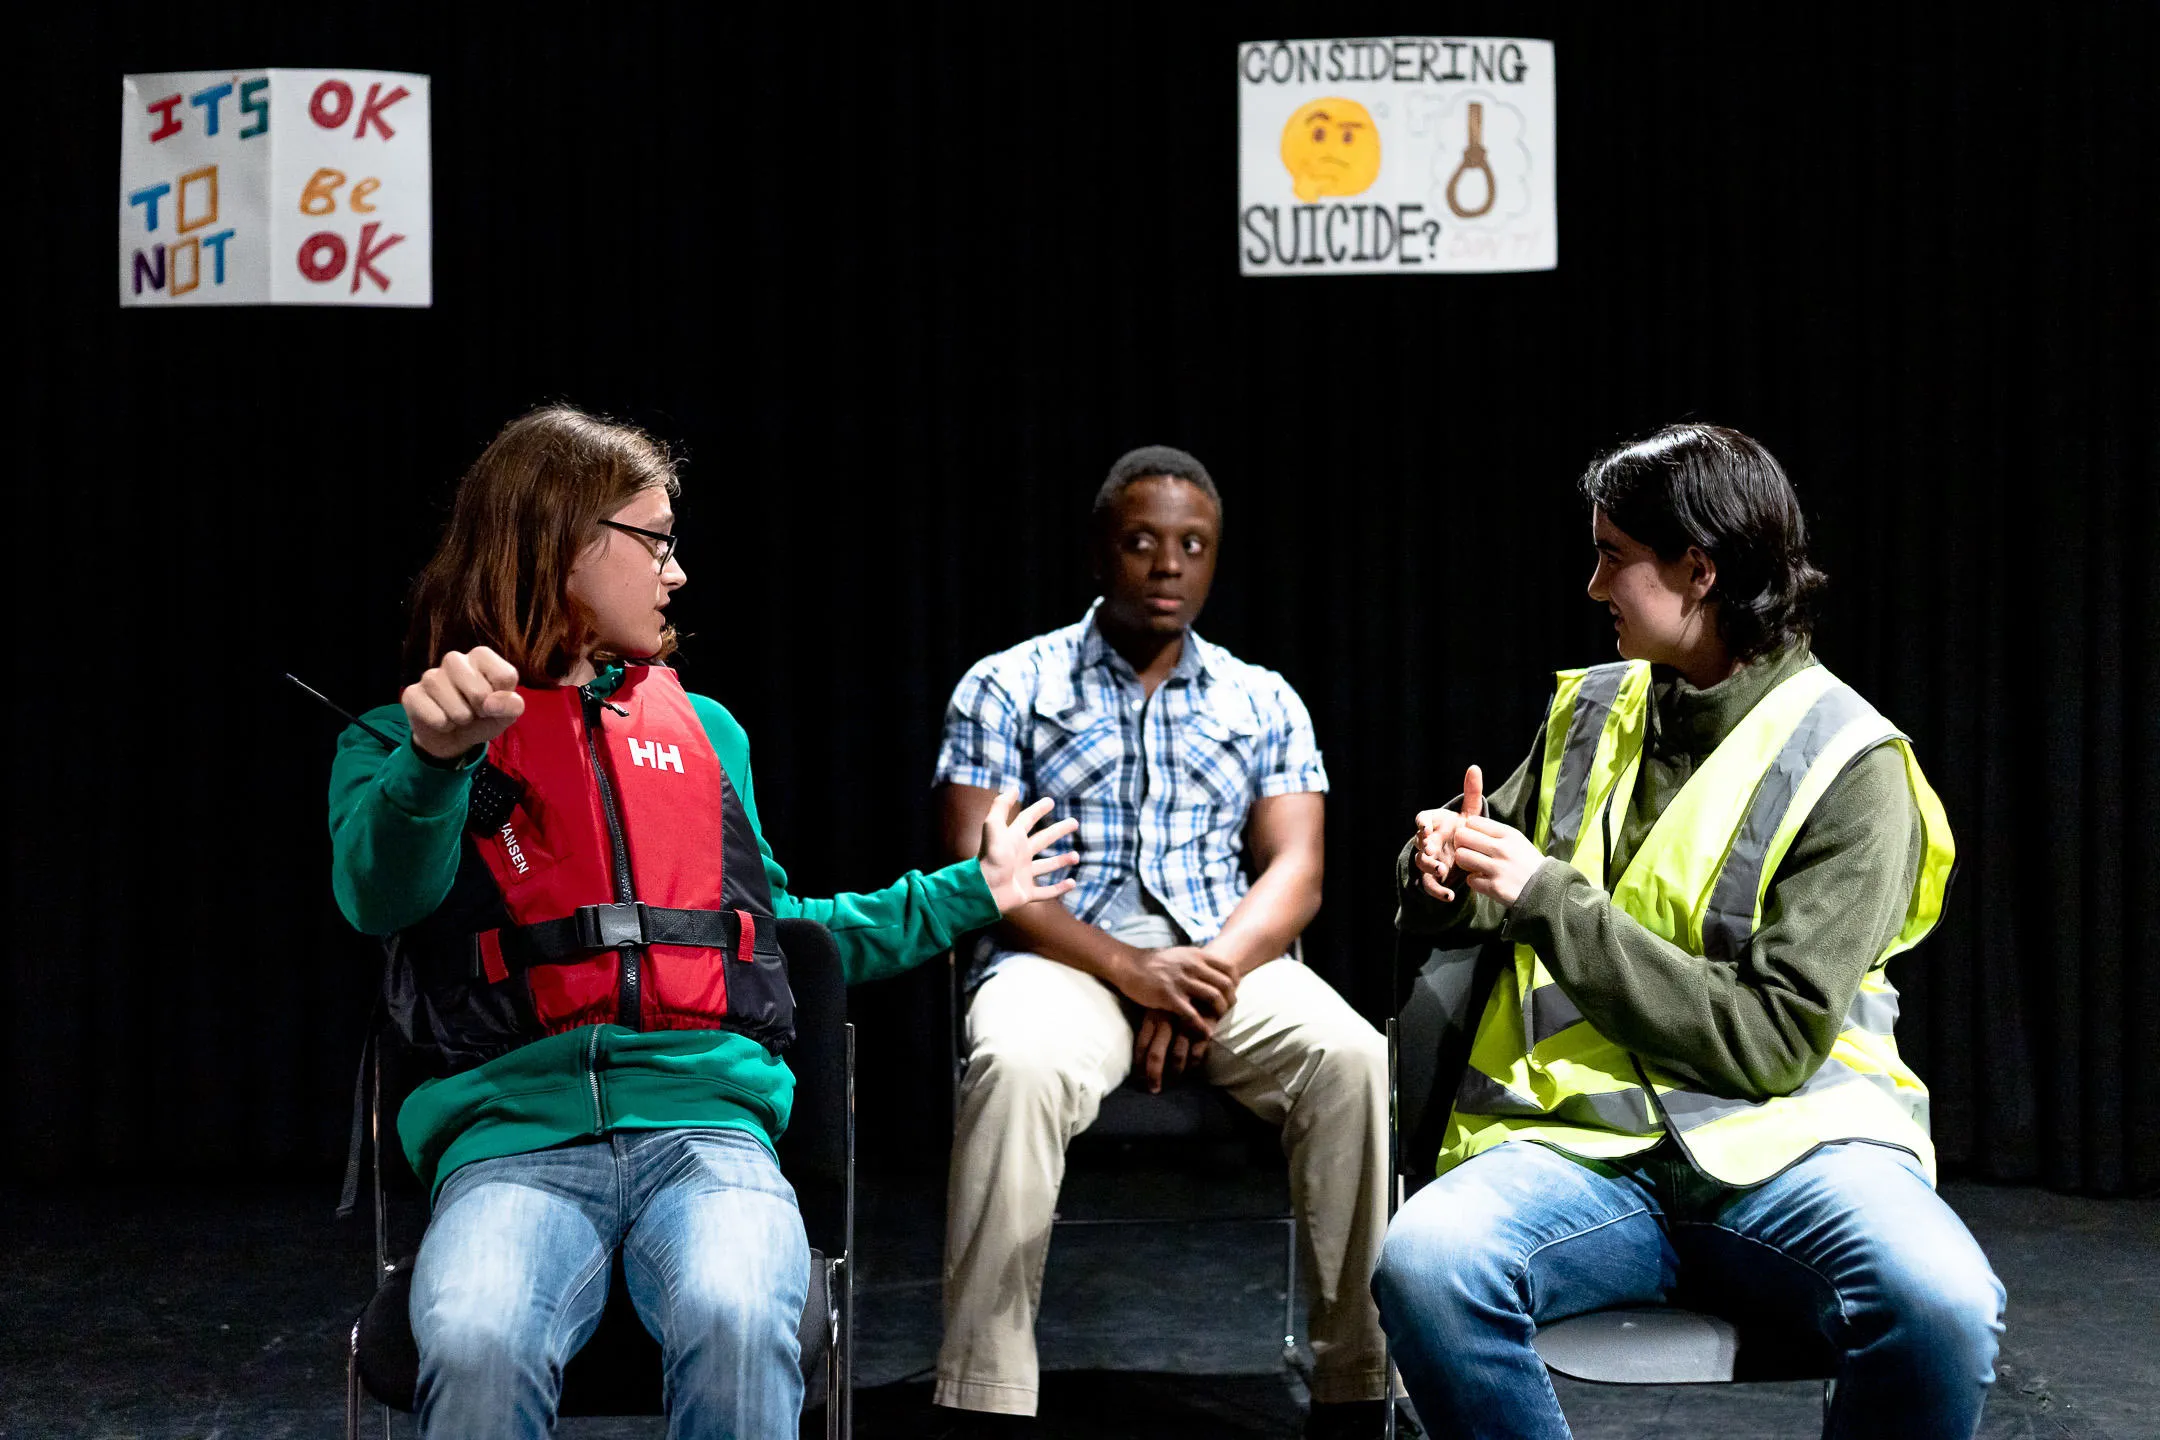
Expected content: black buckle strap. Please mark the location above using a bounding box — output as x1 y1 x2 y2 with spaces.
513 904 741 966
580 901 652 950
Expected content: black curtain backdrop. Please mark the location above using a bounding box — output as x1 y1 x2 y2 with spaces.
14 3 2155 1196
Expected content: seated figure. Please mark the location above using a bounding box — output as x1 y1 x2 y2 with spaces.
931 446 1394 1438
328 406 1075 1440
1375 423 2006 1440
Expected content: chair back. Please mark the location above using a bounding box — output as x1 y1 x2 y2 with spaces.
775 917 848 1255
1391 936 1508 1191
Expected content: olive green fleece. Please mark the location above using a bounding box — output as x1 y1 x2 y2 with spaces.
328 664 1001 1196
1397 646 1925 1102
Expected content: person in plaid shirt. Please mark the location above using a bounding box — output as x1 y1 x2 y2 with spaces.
928 447 1394 1439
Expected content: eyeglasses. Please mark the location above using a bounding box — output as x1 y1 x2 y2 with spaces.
599 519 680 568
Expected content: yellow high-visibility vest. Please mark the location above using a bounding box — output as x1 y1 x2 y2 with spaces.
1440 660 1956 1187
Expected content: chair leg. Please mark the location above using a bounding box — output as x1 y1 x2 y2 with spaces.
842 1023 857 1440
1383 1339 1396 1440
823 1254 840 1440
1282 1214 1300 1368
346 1319 362 1440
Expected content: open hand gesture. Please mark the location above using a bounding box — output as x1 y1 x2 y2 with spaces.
1410 764 1484 902
402 646 526 761
977 793 1081 915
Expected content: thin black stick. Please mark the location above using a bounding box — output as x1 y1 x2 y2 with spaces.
285 672 398 750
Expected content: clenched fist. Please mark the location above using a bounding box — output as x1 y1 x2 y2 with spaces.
402 646 526 760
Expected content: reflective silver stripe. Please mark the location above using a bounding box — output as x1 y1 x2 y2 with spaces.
1455 1066 1544 1116
1455 1065 1660 1135
1659 1054 1905 1132
1525 982 1586 1047
1547 663 1630 861
1700 682 1881 964
1657 1083 1769 1129
1845 981 1901 1037
1555 1087 1661 1134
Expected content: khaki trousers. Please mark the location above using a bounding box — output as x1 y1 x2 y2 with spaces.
934 949 1391 1415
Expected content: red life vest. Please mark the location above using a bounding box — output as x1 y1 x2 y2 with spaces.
384 666 792 1072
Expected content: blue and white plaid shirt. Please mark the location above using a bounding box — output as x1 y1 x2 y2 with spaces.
935 600 1328 972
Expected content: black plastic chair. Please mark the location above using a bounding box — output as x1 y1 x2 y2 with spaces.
345 916 855 1439
1386 937 1836 1437
946 947 1302 1370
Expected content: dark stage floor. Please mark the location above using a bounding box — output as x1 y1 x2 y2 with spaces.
3 1165 2151 1439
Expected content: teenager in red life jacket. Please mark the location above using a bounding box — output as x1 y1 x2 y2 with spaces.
327 405 1078 1440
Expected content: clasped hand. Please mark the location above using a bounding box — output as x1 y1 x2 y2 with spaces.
1120 945 1239 1093
1412 764 1545 907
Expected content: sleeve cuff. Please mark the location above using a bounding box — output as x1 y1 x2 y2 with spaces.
934 765 1023 794
1501 858 1583 944
376 740 480 820
1257 769 1329 798
933 858 1005 930
1395 833 1468 933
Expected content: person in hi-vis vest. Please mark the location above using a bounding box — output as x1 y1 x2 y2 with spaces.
1372 425 2005 1440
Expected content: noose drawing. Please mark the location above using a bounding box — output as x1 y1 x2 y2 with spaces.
1445 102 1496 219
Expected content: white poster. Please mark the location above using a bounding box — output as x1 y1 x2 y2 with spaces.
120 68 431 307
1237 38 1555 276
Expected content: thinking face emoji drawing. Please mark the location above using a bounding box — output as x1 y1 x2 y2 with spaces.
1280 97 1381 203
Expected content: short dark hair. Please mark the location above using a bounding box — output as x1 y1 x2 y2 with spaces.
1092 445 1221 537
1579 423 1827 662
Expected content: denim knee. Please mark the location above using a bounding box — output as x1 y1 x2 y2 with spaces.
665 1247 801 1356
419 1292 548 1385
1373 1198 1511 1337
1879 1245 2007 1367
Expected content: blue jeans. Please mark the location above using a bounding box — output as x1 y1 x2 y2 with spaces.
409 1127 809 1440
1372 1139 2005 1440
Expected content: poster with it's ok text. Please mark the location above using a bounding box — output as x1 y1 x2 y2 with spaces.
1238 38 1555 275
120 68 431 307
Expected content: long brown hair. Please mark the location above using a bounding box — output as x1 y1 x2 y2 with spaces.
406 406 680 684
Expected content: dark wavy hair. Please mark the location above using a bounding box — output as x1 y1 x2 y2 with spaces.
1579 423 1827 662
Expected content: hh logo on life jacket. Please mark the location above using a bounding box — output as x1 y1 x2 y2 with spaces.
626 738 684 773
